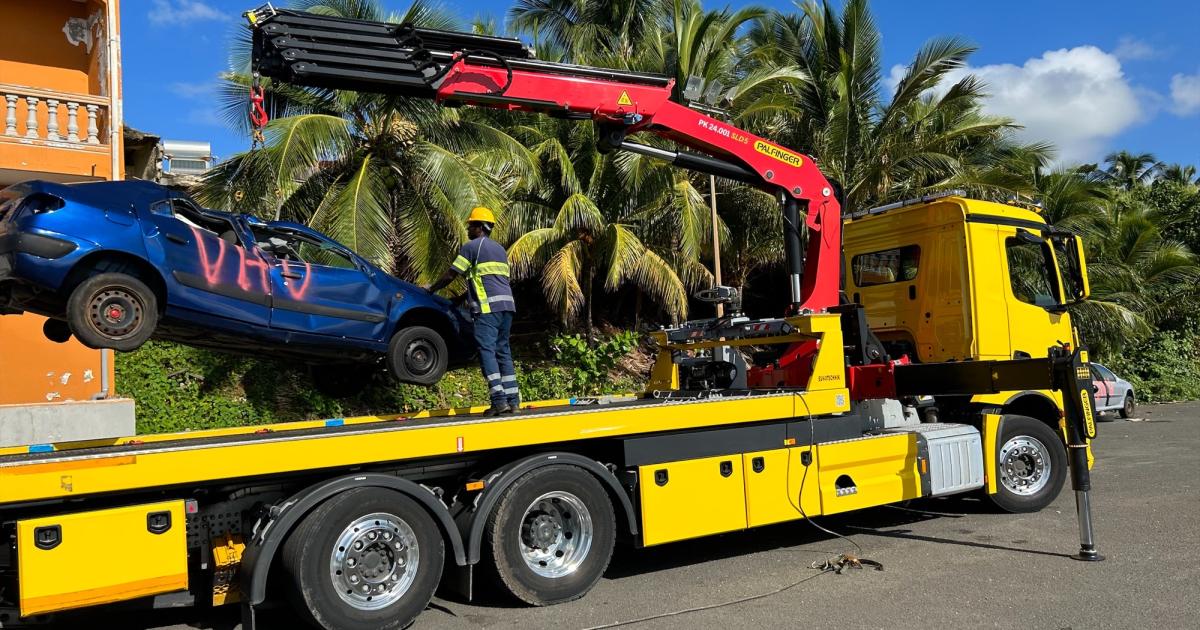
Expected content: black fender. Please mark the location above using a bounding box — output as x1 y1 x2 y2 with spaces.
462 452 638 565
241 473 466 606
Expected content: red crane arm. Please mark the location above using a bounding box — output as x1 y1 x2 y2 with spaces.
246 7 841 312
434 58 841 311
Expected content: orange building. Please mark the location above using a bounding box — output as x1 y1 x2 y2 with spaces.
0 0 123 407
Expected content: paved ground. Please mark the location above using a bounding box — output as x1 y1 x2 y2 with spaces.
58 403 1199 629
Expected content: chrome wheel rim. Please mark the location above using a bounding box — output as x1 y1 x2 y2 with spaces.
330 512 419 610
519 491 593 579
999 435 1052 496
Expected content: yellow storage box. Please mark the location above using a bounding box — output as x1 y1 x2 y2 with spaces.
17 500 188 616
639 454 747 546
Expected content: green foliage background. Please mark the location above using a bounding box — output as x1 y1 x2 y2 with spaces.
118 339 644 434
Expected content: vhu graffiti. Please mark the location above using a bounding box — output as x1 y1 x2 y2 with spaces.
190 227 313 300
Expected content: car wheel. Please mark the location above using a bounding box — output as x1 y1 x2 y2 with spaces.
66 272 158 351
986 415 1067 513
1119 393 1135 419
481 465 616 606
310 364 372 398
42 318 72 344
281 487 444 630
387 326 448 386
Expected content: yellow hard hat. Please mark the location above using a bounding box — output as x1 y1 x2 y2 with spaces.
467 206 496 225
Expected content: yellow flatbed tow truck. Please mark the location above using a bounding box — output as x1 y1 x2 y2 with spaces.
0 9 1104 630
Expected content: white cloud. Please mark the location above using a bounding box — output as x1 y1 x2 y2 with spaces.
1170 71 1200 116
1113 36 1158 61
169 81 216 98
939 46 1143 164
148 1 224 26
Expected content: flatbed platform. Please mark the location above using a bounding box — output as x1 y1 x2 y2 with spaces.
0 388 849 506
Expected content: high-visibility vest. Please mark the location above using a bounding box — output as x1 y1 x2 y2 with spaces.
451 236 515 314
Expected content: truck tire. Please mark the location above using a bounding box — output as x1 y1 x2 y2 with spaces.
1119 393 1135 419
481 465 616 606
281 487 444 630
987 415 1067 513
387 326 448 385
66 272 158 351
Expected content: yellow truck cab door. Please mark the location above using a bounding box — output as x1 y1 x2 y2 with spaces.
996 227 1074 358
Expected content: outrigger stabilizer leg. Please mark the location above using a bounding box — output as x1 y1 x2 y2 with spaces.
1051 344 1105 561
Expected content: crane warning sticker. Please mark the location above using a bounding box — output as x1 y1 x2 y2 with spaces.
754 140 804 167
617 91 633 106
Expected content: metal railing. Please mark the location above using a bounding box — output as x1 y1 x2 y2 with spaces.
1 84 109 147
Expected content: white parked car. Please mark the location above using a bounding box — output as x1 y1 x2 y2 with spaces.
1090 363 1136 419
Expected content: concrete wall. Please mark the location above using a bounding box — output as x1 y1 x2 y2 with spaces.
0 397 134 447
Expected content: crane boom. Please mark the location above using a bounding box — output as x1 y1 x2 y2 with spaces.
246 6 841 312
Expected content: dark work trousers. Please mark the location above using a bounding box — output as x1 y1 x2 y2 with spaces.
473 311 519 407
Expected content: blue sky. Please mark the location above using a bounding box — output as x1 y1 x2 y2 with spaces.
127 0 1200 168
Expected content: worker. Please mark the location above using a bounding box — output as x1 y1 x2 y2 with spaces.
425 207 519 415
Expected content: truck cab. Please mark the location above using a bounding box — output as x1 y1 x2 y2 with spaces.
844 192 1090 424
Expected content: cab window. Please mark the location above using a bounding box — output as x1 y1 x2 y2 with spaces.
1005 236 1058 307
851 245 921 286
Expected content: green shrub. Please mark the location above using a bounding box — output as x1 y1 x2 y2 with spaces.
550 330 639 394
117 337 646 434
1101 329 1200 402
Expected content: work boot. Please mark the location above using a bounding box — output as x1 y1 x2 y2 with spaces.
484 402 511 416
501 402 520 415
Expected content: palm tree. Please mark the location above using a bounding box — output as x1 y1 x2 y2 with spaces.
195 0 534 282
742 0 1045 213
1101 150 1162 190
505 119 688 334
509 0 667 64
1159 163 1199 187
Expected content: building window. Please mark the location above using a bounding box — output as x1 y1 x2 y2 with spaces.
851 245 921 286
167 158 210 174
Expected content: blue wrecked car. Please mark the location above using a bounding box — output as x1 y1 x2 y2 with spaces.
0 179 471 393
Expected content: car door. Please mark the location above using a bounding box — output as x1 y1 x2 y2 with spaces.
254 226 390 342
1090 365 1112 409
1094 365 1120 409
139 197 271 325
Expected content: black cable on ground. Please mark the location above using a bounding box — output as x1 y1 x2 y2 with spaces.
580 567 835 630
584 393 882 629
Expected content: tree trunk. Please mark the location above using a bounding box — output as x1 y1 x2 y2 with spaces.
584 255 594 340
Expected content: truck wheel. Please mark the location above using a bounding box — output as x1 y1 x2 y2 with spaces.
42 318 72 343
1119 393 1135 419
987 415 1067 513
482 465 615 606
387 326 448 386
282 487 444 630
66 272 158 351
